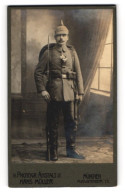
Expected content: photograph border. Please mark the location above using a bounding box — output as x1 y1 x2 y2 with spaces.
8 4 117 187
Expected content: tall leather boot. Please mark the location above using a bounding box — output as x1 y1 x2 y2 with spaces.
50 130 58 161
46 136 58 161
66 130 85 159
46 101 60 161
50 146 58 161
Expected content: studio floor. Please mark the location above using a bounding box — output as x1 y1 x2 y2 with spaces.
11 136 113 164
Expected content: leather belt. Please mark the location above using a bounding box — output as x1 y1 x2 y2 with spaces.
50 72 76 80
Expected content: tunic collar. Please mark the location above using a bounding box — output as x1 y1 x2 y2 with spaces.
55 44 67 52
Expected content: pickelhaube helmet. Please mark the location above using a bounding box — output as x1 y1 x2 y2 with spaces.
55 20 69 35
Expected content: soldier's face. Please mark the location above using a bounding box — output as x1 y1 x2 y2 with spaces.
55 34 69 46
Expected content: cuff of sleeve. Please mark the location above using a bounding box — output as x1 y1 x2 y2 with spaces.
37 86 46 93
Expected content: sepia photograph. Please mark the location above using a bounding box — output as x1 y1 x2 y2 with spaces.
8 5 117 187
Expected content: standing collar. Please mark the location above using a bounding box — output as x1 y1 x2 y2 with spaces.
54 44 67 52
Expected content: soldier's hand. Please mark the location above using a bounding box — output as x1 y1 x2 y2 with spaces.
78 95 83 103
41 91 51 102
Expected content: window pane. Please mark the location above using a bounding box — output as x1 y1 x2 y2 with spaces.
91 69 98 89
100 44 112 67
99 68 111 92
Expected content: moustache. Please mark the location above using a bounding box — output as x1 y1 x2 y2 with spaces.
58 40 65 43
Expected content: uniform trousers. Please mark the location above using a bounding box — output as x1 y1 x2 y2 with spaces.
46 101 77 152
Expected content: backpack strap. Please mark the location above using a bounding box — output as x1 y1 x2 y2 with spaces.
39 43 56 61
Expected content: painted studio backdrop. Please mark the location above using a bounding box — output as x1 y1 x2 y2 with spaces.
11 8 114 141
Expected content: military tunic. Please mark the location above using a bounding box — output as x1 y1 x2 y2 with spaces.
34 44 84 101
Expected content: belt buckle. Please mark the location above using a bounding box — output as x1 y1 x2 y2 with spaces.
62 74 67 79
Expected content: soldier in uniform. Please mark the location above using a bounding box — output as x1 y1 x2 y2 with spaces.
34 21 84 161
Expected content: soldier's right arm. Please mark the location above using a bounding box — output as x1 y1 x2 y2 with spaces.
34 50 48 93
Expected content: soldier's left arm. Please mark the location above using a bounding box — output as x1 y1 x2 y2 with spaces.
73 50 84 96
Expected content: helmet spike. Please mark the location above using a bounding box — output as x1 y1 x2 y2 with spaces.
61 20 64 26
